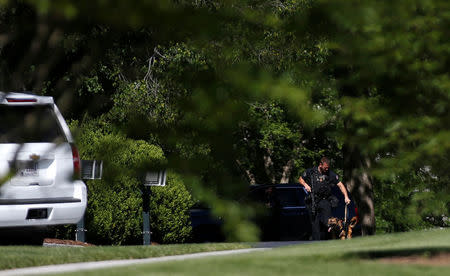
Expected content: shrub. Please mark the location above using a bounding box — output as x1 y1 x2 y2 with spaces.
69 119 193 245
149 173 194 244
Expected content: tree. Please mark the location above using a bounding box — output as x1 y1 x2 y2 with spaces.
2 0 448 240
235 101 340 185
291 0 450 234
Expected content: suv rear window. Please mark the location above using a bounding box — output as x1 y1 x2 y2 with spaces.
0 105 66 143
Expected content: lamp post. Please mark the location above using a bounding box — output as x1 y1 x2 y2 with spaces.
142 170 166 245
141 185 151 245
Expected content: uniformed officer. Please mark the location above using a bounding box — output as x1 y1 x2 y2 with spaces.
299 157 351 240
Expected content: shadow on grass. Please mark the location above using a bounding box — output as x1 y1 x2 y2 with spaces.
344 247 450 260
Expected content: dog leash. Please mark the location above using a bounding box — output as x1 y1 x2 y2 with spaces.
344 204 348 224
343 204 348 238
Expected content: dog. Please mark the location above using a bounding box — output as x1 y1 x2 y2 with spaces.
346 216 358 238
327 216 358 240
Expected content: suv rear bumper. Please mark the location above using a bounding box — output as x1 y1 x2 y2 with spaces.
0 181 87 227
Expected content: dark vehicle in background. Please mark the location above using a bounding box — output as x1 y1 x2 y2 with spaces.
248 184 360 241
247 184 310 241
190 183 359 242
189 205 224 243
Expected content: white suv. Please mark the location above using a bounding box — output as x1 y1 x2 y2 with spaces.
0 92 87 228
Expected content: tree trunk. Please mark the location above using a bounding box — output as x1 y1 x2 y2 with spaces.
263 149 276 184
236 159 256 185
280 159 294 184
343 144 376 236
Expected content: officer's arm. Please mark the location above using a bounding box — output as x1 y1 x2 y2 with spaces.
299 176 311 193
337 182 351 205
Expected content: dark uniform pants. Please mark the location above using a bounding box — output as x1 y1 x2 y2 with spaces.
308 199 332 240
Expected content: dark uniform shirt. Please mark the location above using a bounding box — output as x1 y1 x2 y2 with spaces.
302 167 339 199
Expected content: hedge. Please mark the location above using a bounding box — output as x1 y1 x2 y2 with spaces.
69 119 194 245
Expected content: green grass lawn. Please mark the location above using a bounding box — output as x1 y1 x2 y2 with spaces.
1 228 448 275
0 243 250 270
56 228 448 276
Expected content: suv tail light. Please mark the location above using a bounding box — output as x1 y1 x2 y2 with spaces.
71 144 81 179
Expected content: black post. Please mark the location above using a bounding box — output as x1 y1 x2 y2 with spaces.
142 185 151 245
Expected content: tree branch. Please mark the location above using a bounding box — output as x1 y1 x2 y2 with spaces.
236 159 256 185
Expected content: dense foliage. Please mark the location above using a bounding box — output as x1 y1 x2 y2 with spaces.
299 0 450 232
0 0 448 242
72 119 194 244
